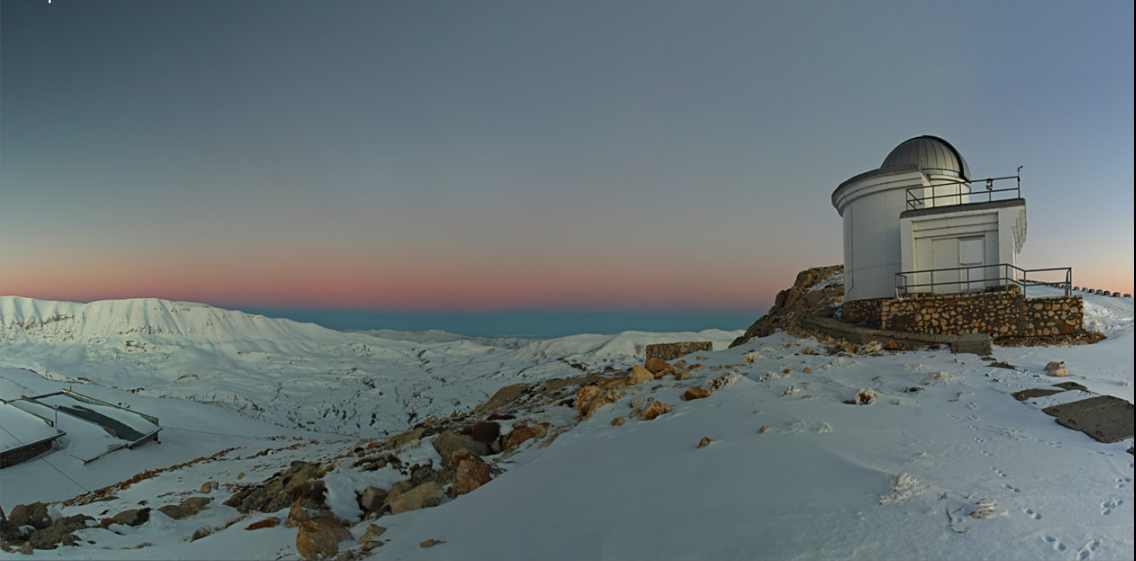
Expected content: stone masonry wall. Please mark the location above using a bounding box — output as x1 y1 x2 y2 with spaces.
645 342 713 362
841 298 886 328
1022 296 1084 337
0 437 56 469
875 287 1083 340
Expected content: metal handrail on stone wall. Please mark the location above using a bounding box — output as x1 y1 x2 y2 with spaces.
895 263 1072 299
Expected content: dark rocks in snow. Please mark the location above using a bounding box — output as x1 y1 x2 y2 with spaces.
432 430 489 466
452 454 493 496
386 481 444 515
109 508 150 527
7 503 51 530
225 461 327 514
470 421 501 444
295 515 352 560
157 497 211 520
357 487 387 515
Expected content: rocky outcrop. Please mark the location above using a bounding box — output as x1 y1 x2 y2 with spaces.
476 383 530 412
225 461 327 515
730 265 844 348
574 385 622 420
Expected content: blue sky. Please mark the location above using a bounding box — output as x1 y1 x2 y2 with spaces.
1 0 1132 334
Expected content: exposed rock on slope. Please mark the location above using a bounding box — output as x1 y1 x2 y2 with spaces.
730 265 844 348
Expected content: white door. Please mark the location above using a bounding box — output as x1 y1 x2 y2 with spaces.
959 236 986 292
932 239 960 294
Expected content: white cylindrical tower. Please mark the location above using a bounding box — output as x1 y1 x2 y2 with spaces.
832 136 971 301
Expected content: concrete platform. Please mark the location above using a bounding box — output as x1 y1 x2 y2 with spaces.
1042 395 1127 417
1011 387 1133 444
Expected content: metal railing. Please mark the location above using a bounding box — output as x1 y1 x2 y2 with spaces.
895 263 1072 299
905 175 1021 211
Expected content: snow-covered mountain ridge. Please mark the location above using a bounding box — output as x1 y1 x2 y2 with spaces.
0 297 356 343
0 296 741 437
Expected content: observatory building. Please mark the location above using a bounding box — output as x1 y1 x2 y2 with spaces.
832 135 1032 301
828 135 1081 342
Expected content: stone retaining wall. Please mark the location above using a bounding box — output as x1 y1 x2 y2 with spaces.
1022 296 1084 337
0 436 59 469
841 298 886 328
869 288 1083 340
645 342 713 361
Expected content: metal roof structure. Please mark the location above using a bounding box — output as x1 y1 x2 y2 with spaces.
880 135 971 181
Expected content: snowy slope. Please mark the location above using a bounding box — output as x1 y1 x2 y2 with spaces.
1 293 1130 560
0 297 740 437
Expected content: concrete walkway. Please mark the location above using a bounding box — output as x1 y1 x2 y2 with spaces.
1011 384 1134 443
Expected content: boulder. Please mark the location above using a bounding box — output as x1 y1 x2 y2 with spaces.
644 358 671 374
420 539 444 548
157 497 211 520
285 502 311 528
225 461 326 514
611 417 625 426
383 480 414 505
356 524 387 544
682 387 712 401
470 421 501 444
452 457 493 496
110 508 150 527
27 514 93 550
245 517 281 530
387 481 444 515
574 385 620 419
432 431 489 467
8 503 51 530
698 437 713 448
640 400 667 421
296 515 352 560
386 427 425 450
447 449 476 469
358 487 387 514
199 481 217 493
476 383 530 412
504 427 536 450
629 365 654 384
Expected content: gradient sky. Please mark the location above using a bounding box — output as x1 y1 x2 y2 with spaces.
1 0 1133 316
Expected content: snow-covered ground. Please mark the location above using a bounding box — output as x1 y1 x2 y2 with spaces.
0 297 739 437
0 292 1131 560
